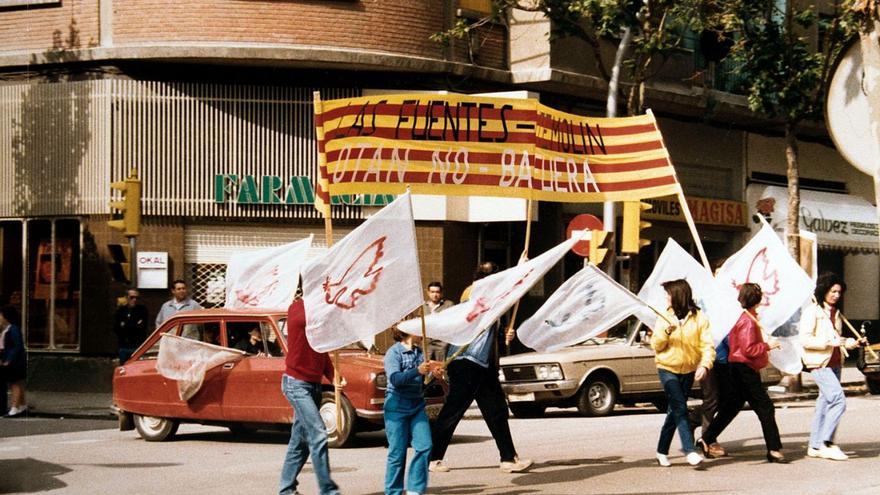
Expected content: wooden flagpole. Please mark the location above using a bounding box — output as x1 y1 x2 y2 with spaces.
504 198 535 351
841 313 878 360
313 91 344 435
646 109 711 271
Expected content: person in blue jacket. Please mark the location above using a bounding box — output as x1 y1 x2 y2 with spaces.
383 328 442 495
0 305 27 417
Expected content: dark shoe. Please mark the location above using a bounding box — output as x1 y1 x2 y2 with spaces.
695 438 710 458
766 451 789 464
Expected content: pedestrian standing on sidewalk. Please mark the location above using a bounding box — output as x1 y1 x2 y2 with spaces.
383 329 442 495
428 261 533 475
278 283 340 495
0 305 27 417
650 279 714 467
800 272 866 461
155 279 202 328
422 282 454 361
113 289 149 363
698 283 788 463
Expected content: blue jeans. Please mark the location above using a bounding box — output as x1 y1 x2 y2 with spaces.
279 375 339 495
384 394 431 495
657 369 696 455
809 367 846 449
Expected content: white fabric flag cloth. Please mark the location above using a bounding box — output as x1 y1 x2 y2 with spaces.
157 334 246 401
225 236 313 309
302 192 423 352
715 224 815 374
398 236 579 346
517 264 649 353
635 238 741 344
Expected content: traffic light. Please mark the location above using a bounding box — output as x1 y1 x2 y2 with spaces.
621 201 652 253
588 230 610 265
108 169 142 237
108 243 132 284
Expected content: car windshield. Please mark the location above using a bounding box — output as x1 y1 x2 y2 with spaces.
576 316 641 345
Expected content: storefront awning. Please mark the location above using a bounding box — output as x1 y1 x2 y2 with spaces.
747 185 879 253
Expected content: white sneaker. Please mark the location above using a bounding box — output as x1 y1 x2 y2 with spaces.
655 453 671 467
819 445 849 461
500 456 533 473
686 452 704 466
428 460 450 473
5 405 27 417
807 447 821 458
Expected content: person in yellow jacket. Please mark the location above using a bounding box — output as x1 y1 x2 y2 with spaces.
650 279 715 467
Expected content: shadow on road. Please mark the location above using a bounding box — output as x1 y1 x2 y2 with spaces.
0 457 71 493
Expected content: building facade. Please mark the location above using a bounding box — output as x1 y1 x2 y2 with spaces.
1 0 876 357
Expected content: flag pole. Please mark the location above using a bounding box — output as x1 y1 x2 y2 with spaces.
313 90 344 435
504 197 535 352
841 313 878 360
646 109 711 271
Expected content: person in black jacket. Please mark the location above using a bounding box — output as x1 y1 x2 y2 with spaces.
113 289 149 363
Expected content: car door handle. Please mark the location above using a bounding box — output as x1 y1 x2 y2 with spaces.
223 362 236 370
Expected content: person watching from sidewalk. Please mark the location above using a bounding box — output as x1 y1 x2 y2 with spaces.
800 272 867 461
155 279 203 328
113 289 149 363
279 280 340 495
383 328 443 495
650 279 714 467
698 283 788 463
423 281 454 361
429 261 533 475
0 305 27 417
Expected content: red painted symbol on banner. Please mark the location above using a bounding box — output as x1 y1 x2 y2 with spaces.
464 268 535 322
731 247 779 307
323 237 386 310
234 265 281 307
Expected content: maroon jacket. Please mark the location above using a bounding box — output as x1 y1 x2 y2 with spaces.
285 298 334 383
727 310 770 371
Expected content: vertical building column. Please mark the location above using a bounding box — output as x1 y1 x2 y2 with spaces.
100 0 113 47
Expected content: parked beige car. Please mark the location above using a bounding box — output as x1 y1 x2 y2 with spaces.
500 319 783 418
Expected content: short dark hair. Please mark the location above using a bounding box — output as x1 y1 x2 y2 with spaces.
661 279 700 320
815 272 845 304
427 281 443 291
172 279 187 289
392 328 406 342
737 283 763 309
473 261 498 281
0 305 21 327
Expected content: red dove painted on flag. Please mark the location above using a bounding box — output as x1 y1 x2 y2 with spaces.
464 268 535 322
731 247 780 307
322 236 386 310
234 265 281 307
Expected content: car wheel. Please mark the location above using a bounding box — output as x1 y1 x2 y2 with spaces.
508 403 547 418
320 392 355 448
576 376 617 417
867 378 880 395
133 414 179 442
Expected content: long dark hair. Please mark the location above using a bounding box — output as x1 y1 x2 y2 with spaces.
0 305 21 327
662 279 700 320
814 272 845 307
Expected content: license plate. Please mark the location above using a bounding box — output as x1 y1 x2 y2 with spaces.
507 392 535 403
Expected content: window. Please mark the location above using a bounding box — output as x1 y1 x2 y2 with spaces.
226 320 280 356
141 325 177 360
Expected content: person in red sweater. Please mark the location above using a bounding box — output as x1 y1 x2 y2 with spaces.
697 283 789 464
278 290 340 495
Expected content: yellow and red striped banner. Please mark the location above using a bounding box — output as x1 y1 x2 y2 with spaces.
313 93 681 213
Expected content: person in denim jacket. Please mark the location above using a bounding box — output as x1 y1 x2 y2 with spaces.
383 329 442 495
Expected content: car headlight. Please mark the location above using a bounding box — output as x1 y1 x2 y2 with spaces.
374 372 387 390
536 364 563 381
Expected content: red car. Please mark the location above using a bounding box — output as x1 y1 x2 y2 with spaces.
112 309 446 447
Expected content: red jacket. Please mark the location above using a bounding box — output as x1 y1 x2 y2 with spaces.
727 310 770 371
285 298 335 383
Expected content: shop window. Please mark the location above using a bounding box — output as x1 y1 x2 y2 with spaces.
188 263 227 308
0 221 24 321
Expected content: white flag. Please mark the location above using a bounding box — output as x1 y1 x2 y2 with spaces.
398 236 579 345
157 334 246 401
225 236 313 309
302 192 423 352
517 264 648 352
715 224 815 374
635 238 741 344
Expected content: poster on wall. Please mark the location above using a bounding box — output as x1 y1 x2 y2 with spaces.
33 239 72 300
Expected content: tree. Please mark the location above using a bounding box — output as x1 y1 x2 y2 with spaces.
433 0 710 116
712 1 858 260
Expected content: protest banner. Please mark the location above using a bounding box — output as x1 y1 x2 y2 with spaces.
224 236 313 309
157 334 246 401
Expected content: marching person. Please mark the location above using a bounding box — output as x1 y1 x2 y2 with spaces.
698 283 788 463
800 272 866 461
422 281 454 361
650 279 714 467
279 282 340 495
429 261 533 474
383 329 442 495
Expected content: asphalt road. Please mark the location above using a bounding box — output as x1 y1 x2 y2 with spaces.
1 396 879 494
